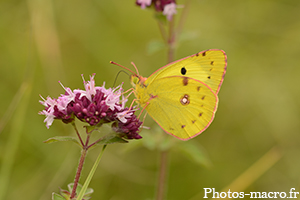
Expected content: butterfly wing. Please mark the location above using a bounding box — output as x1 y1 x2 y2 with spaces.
145 49 227 94
141 76 218 140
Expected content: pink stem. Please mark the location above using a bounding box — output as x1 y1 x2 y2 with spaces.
70 148 88 199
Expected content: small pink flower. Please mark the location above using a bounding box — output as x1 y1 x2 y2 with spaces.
41 110 55 129
163 2 177 21
116 109 133 123
76 74 97 102
103 84 123 111
57 83 76 110
136 0 152 9
136 0 178 21
39 96 57 129
39 74 143 139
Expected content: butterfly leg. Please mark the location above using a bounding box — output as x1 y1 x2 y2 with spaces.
137 111 150 133
119 98 139 119
121 87 135 97
135 103 150 133
138 102 149 119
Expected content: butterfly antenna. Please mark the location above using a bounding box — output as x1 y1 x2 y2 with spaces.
110 61 137 76
112 70 129 88
131 62 140 76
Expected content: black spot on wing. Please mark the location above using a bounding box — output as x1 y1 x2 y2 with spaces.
181 67 187 75
202 51 207 56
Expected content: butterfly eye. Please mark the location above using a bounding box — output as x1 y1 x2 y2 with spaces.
181 67 187 75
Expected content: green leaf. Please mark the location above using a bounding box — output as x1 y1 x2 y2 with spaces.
65 183 93 200
95 134 128 146
84 125 100 134
43 136 81 147
59 188 70 199
141 125 175 151
52 192 68 200
176 141 212 168
84 187 94 196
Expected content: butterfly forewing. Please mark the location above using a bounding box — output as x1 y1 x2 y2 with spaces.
143 76 218 140
146 49 227 94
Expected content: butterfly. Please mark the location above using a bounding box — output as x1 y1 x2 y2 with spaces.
111 49 227 140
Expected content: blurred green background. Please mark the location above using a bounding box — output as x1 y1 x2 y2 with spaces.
1 0 300 199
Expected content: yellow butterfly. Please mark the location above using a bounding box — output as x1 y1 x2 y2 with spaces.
112 49 227 140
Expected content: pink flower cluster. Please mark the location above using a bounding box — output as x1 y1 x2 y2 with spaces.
136 0 177 21
39 74 142 139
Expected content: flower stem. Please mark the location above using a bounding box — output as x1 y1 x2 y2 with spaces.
156 9 180 200
71 148 88 199
157 21 168 43
156 150 169 200
167 18 176 63
77 145 107 200
73 123 84 147
87 135 106 149
177 0 191 37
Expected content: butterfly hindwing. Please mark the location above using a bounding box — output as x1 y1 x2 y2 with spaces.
142 76 218 140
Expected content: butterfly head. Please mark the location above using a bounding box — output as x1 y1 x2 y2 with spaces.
130 74 147 88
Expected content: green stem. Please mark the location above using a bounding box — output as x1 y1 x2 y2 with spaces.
177 0 191 37
157 21 168 43
167 17 176 63
77 145 107 200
